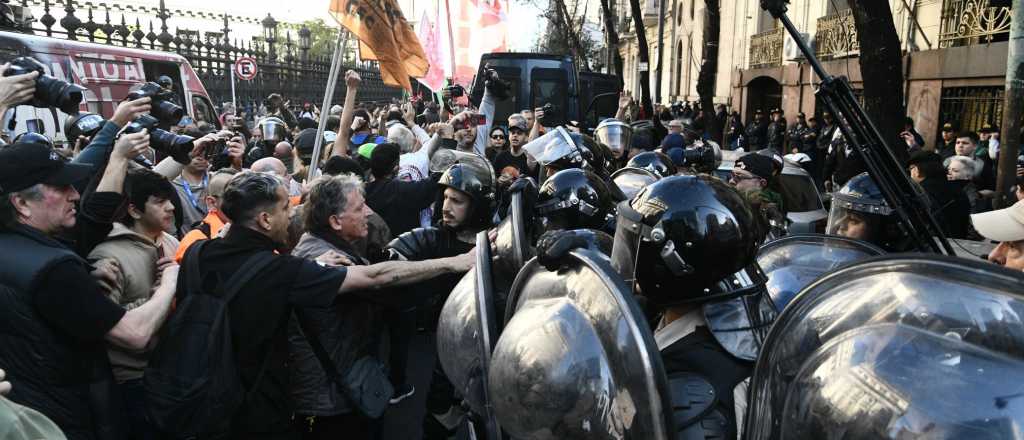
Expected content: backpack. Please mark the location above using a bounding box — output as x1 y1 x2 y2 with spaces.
143 240 277 439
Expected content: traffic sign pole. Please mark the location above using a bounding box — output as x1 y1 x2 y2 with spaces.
229 62 237 110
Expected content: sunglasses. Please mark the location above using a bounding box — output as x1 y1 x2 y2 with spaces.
491 135 506 140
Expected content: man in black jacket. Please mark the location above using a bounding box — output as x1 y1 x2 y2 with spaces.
365 143 440 237
766 108 787 153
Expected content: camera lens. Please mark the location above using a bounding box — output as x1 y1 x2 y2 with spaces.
153 100 185 123
4 57 86 113
149 128 194 164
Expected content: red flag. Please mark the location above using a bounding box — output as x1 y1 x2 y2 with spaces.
416 10 446 91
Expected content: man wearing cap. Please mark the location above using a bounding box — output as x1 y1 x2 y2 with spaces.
978 124 1001 161
0 135 181 439
766 108 787 154
493 114 537 187
972 200 1024 271
730 152 786 237
936 122 957 159
745 109 768 151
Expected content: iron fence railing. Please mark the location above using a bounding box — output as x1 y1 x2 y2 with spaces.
0 0 403 110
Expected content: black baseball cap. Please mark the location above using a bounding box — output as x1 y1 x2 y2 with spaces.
735 153 774 180
0 143 93 194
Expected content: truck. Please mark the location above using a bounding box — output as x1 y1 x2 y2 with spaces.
468 53 621 132
0 30 219 145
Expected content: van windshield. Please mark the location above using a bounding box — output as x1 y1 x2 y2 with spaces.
530 67 569 127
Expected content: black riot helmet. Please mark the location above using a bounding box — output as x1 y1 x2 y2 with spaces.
827 172 902 250
536 168 614 232
523 126 590 183
611 175 763 308
625 151 674 178
13 131 54 149
434 157 497 230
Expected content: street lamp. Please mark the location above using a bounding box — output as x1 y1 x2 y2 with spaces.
262 13 278 60
298 25 311 63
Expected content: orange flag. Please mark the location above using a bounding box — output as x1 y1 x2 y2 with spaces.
329 0 429 91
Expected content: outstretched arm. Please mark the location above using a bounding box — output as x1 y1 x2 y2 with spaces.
338 249 474 294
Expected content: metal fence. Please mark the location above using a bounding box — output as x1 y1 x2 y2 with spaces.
937 86 1005 136
1 0 403 110
938 0 1012 48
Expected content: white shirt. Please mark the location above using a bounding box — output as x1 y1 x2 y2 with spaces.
399 134 435 228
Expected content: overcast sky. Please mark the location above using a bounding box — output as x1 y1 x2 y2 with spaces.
161 0 545 51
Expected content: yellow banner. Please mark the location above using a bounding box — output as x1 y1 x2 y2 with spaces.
329 0 429 91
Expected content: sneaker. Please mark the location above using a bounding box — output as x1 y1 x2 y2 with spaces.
389 384 415 404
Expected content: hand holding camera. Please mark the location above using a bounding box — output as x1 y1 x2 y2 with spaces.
2 57 86 113
111 96 152 128
0 62 38 109
113 129 151 162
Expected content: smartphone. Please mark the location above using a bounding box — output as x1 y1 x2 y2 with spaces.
470 114 487 125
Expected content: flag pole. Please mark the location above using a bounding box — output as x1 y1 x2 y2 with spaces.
307 28 346 183
445 0 457 85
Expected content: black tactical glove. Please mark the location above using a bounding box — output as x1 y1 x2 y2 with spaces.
536 229 597 271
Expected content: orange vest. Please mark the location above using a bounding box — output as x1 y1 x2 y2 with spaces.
174 211 226 262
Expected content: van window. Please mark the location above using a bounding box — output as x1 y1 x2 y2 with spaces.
191 95 218 128
530 68 569 127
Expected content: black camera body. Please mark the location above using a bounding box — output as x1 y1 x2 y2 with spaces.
676 141 721 173
3 56 87 114
122 114 195 164
127 82 184 124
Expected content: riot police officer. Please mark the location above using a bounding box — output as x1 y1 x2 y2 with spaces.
386 157 497 438
611 174 773 439
535 168 616 235
826 172 904 251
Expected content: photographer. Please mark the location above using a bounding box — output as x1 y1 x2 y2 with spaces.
442 71 498 157
71 96 151 172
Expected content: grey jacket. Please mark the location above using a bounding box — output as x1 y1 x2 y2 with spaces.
288 233 384 416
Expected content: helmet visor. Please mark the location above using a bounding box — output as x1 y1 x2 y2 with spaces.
610 200 643 293
259 118 288 143
826 200 883 241
612 168 659 201
522 127 577 166
596 123 632 158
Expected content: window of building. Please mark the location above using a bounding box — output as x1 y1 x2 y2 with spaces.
938 86 1008 138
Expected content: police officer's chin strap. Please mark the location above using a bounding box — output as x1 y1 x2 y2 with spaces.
645 279 768 309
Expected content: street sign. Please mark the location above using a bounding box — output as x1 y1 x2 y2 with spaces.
234 57 258 81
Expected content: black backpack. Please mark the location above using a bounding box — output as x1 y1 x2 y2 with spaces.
143 240 276 439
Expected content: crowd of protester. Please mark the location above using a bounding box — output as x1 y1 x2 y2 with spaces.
0 57 1023 440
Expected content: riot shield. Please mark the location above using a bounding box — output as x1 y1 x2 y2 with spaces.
746 254 1024 440
436 232 501 439
491 247 674 439
755 234 885 312
492 190 536 295
702 264 778 362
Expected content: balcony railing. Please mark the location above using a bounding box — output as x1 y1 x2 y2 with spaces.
749 28 783 69
815 8 859 61
939 0 1012 48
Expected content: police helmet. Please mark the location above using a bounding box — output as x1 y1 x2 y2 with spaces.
13 132 54 149
64 112 105 142
625 151 674 179
536 168 614 232
611 175 763 307
827 172 901 250
435 158 497 230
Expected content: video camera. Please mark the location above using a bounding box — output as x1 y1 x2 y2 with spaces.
3 56 87 114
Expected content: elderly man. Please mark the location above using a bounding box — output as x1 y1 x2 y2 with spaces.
971 201 1024 271
288 174 385 437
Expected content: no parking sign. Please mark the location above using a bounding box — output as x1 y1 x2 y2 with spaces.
234 57 258 81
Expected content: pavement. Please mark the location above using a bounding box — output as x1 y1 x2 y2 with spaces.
378 332 437 440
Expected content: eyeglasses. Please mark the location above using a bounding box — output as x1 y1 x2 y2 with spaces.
491 135 506 140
